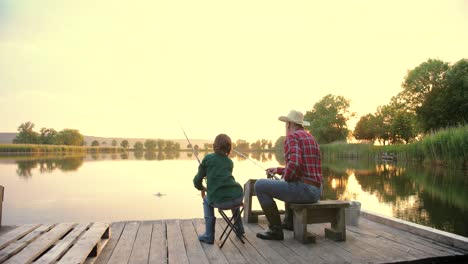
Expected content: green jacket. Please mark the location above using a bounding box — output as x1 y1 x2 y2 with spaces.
193 153 243 204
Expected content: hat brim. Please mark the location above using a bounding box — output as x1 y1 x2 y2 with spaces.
278 116 310 126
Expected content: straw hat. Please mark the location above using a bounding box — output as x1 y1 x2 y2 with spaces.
278 110 310 126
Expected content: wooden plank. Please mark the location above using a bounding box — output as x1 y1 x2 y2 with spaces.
348 221 443 260
0 225 54 263
57 222 110 264
240 224 290 264
359 218 465 256
307 223 386 264
128 221 153 264
166 220 189 264
257 220 338 264
344 224 417 262
361 209 468 251
5 222 77 264
31 223 90 264
246 223 310 264
361 216 468 255
0 224 41 250
149 220 167 264
106 222 139 264
180 219 209 264
94 222 126 264
217 220 267 264
193 219 229 264
212 221 247 264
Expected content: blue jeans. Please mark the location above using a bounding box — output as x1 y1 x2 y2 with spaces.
254 179 321 208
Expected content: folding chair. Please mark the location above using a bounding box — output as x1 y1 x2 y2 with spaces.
218 203 246 248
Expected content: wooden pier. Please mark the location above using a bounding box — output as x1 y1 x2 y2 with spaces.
1 213 468 263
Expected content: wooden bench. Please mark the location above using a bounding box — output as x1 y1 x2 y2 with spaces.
243 179 350 244
290 200 350 244
243 179 285 223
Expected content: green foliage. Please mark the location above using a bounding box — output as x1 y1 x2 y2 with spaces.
144 139 157 151
400 58 449 112
14 122 39 144
111 139 118 147
14 122 83 146
353 114 379 142
235 139 250 151
273 136 285 151
120 140 129 149
54 129 84 146
417 59 468 131
134 141 144 151
325 125 467 168
304 94 353 144
39 128 57 144
91 140 100 146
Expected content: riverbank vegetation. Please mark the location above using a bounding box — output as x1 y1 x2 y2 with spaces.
321 125 467 168
0 144 125 154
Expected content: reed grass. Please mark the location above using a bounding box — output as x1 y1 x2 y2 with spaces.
321 125 467 168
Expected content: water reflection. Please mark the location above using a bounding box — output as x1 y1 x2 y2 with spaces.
14 155 85 178
322 159 468 237
1 152 466 237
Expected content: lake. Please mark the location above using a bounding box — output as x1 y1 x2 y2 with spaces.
0 151 467 238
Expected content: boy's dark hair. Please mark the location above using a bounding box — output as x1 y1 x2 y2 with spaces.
213 134 232 156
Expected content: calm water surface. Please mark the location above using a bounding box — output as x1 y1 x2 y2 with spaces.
0 152 467 237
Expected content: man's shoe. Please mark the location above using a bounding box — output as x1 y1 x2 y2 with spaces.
256 227 284 240
281 222 293 231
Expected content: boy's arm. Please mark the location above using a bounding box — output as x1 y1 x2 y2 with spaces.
193 163 207 191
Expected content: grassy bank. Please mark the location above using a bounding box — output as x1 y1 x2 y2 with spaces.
0 144 125 154
321 125 467 169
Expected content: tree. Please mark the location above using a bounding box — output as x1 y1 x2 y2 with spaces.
14 121 39 144
91 140 100 146
120 140 129 149
39 128 57 144
389 111 417 144
111 139 118 147
156 139 166 151
304 94 353 144
417 59 468 131
353 114 379 142
134 141 144 151
235 139 250 151
55 129 84 146
399 59 449 113
144 139 157 151
250 140 261 150
274 136 285 150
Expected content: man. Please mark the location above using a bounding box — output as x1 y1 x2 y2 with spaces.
255 109 322 240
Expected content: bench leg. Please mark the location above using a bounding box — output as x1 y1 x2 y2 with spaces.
293 208 315 244
243 180 258 223
324 208 346 241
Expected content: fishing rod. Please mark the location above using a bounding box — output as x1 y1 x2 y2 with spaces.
232 149 280 180
178 121 201 164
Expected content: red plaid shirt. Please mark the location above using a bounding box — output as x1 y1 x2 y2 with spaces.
277 129 322 184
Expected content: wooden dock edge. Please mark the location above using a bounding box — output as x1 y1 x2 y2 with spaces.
360 209 468 251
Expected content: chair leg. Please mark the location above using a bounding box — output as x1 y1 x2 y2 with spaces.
218 207 245 248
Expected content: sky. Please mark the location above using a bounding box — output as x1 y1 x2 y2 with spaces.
1 0 467 143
